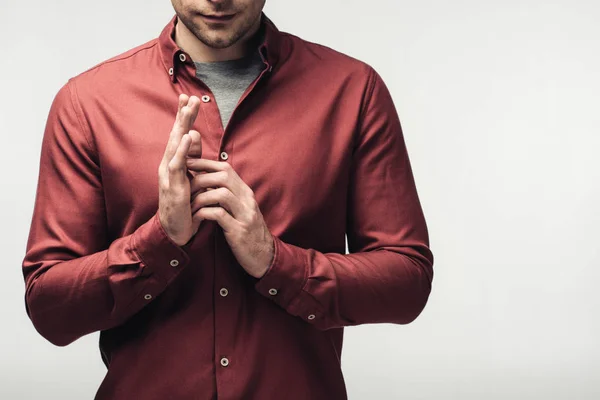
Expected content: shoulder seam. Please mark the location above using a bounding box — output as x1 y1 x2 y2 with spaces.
77 40 159 77
66 79 97 159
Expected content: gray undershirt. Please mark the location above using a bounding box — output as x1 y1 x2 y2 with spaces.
194 48 265 130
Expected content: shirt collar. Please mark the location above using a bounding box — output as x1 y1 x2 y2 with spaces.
158 11 282 82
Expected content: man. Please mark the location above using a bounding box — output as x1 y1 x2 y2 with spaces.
22 0 434 399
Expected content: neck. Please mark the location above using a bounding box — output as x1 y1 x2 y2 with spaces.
174 17 262 62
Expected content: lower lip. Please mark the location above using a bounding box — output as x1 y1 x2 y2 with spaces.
200 14 236 23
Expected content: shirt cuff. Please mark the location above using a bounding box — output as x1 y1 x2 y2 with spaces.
255 235 306 307
131 211 191 285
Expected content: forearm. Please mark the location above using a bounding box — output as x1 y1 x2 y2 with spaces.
255 235 433 330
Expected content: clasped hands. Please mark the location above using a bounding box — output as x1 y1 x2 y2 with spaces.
158 94 274 279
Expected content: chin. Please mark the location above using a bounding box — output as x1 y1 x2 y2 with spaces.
198 30 239 49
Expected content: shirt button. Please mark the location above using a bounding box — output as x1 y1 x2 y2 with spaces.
179 53 187 62
219 288 229 297
307 314 316 320
144 294 152 300
168 67 173 76
268 288 278 296
220 151 228 160
201 95 211 103
220 357 229 367
170 259 179 267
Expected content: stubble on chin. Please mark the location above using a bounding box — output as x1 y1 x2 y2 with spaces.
177 10 259 50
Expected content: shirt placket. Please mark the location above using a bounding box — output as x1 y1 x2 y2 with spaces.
173 47 274 399
215 54 274 400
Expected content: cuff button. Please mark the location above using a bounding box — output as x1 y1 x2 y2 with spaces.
307 314 316 320
170 259 180 267
268 288 278 296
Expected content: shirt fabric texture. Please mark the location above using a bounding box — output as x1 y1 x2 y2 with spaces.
22 12 435 400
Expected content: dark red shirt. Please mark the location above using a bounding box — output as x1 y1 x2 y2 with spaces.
22 12 434 400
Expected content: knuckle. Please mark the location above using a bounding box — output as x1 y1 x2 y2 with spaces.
222 162 233 172
158 179 168 193
217 171 229 184
217 187 229 198
240 219 251 233
248 209 258 222
167 160 179 172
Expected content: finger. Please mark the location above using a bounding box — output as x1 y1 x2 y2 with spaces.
193 206 238 233
169 133 192 186
188 96 200 126
172 94 190 135
190 187 242 217
190 171 229 195
165 96 199 162
163 94 190 163
178 96 199 133
187 159 244 198
178 97 199 133
186 129 203 159
185 158 230 173
178 93 189 114
190 183 209 200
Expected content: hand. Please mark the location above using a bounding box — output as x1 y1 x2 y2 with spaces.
157 94 204 246
186 158 275 278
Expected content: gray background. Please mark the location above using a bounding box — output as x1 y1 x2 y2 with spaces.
1 0 599 399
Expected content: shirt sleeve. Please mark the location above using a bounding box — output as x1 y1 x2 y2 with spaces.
22 79 192 346
254 66 434 330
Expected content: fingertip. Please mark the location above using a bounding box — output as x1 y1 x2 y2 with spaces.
188 130 201 141
178 93 189 108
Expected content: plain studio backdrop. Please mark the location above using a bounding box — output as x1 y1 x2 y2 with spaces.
1 1 599 399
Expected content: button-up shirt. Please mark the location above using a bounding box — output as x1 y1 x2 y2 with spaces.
22 12 434 400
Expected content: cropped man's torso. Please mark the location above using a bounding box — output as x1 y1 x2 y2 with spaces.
75 13 371 400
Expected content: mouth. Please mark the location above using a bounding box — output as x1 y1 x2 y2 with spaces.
199 13 236 24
